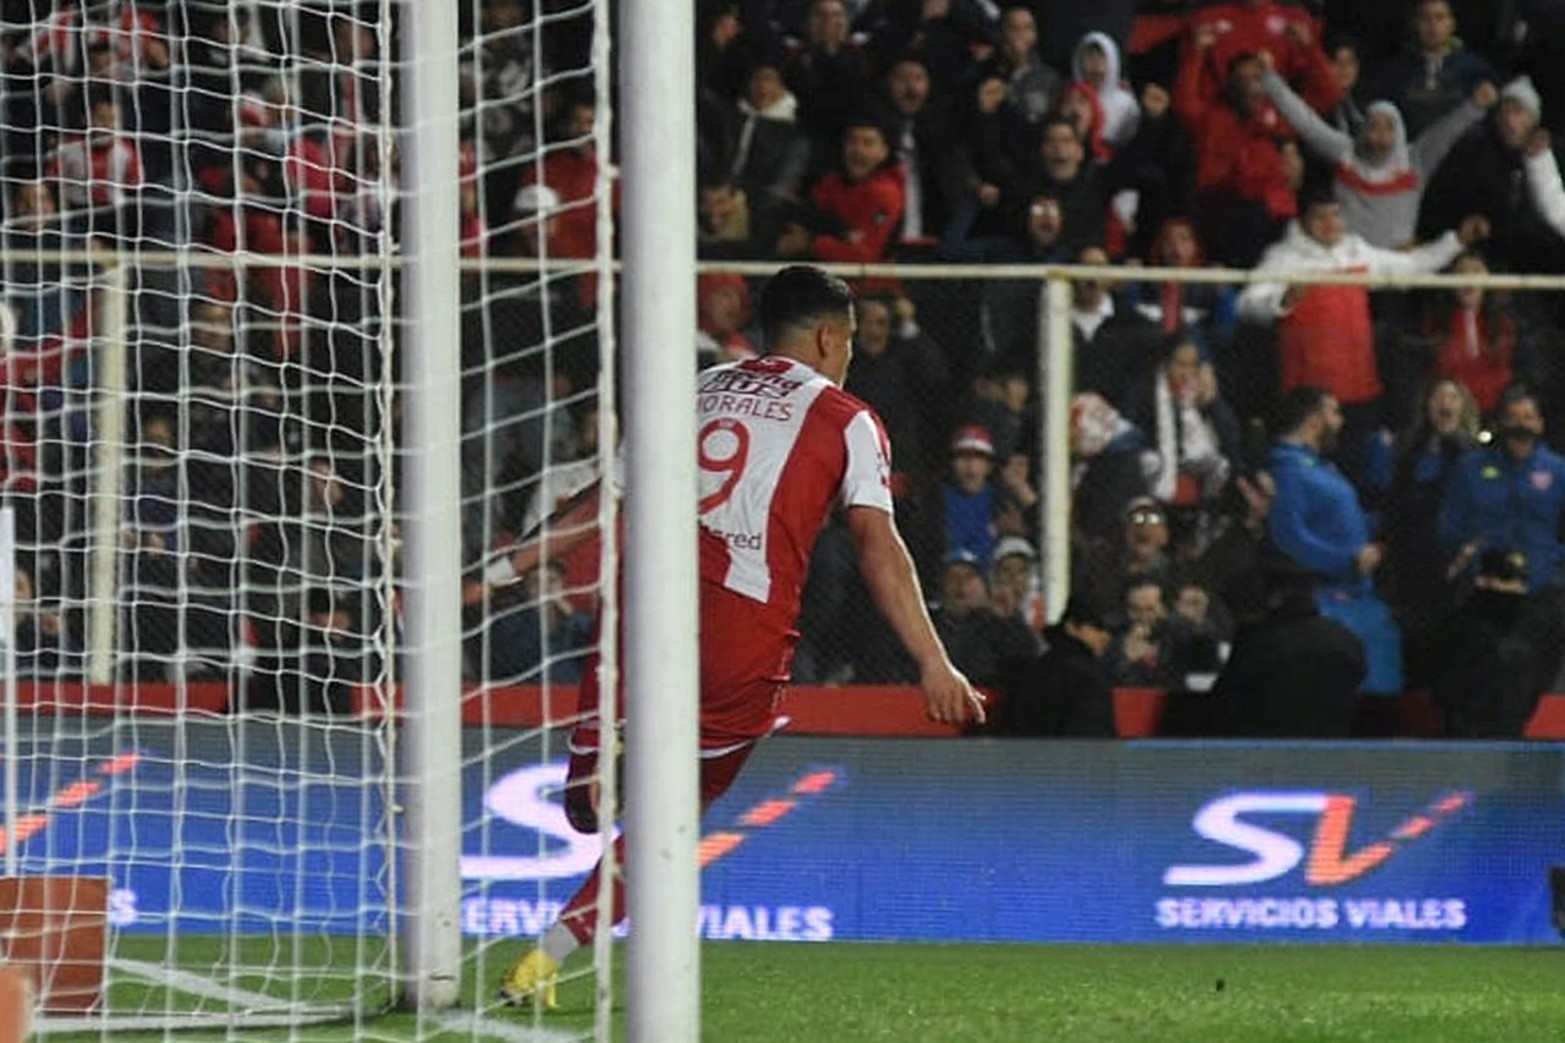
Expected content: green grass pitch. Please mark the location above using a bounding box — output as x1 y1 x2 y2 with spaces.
39 939 1565 1042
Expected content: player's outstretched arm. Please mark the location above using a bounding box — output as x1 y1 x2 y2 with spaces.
845 505 986 725
466 481 604 605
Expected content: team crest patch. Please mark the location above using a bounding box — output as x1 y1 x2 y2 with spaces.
1266 15 1286 34
1481 465 1501 480
1533 470 1554 492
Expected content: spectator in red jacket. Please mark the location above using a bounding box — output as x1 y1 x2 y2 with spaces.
521 97 610 262
1427 251 1529 414
47 87 142 240
1175 37 1299 266
777 115 905 263
1183 0 1341 116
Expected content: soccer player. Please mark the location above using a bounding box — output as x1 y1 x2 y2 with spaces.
486 264 985 1007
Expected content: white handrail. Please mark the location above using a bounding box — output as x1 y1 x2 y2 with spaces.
1 247 1561 290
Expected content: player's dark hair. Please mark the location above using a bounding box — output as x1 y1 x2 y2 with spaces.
758 265 854 349
1273 385 1331 438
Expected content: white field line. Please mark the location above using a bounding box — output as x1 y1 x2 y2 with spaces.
37 959 582 1041
36 958 355 1035
40 1016 580 1042
110 956 320 1011
36 1011 351 1034
435 1011 583 1042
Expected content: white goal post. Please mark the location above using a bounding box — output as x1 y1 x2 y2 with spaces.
0 0 624 1039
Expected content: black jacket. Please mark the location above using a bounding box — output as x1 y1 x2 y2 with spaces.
996 626 1116 737
1431 590 1540 738
1214 599 1368 737
1418 119 1565 276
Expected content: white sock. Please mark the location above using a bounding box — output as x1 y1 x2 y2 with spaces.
540 922 581 964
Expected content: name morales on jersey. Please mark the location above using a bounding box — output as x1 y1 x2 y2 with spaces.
699 392 796 422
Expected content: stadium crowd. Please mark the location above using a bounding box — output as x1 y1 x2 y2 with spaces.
2 0 1565 736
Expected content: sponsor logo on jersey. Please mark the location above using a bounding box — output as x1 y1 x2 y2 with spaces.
700 367 803 400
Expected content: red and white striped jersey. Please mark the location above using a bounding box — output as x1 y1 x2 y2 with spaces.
48 134 143 210
696 356 893 628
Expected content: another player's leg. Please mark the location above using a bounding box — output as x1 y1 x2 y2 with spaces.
499 660 609 1009
499 744 753 1009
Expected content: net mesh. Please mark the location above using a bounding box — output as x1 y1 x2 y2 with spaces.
0 1 612 1039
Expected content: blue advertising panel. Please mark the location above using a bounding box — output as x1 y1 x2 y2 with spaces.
468 737 1565 946
9 723 1565 945
5 720 393 936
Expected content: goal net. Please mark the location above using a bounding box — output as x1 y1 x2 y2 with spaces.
0 0 615 1038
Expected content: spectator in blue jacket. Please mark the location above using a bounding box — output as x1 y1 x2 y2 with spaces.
1440 385 1565 593
1438 384 1565 697
1266 386 1403 719
1364 0 1495 139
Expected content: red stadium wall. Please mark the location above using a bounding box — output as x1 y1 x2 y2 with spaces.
11 681 1565 740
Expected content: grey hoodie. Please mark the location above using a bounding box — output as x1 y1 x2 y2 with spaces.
1072 31 1140 149
1263 69 1482 248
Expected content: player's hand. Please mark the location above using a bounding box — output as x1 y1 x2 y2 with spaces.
1527 127 1552 158
920 660 986 726
1472 81 1498 110
1283 20 1312 49
1192 24 1218 50
462 579 487 607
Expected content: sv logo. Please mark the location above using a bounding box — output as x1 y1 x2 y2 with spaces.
459 762 606 881
1163 790 1472 888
